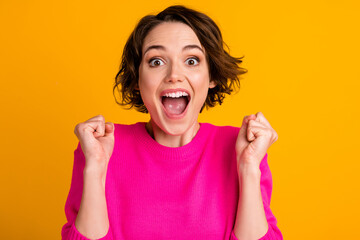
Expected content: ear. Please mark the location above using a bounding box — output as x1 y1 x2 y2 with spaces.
209 80 216 89
134 82 140 91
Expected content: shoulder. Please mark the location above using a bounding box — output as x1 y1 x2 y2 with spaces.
199 123 240 150
113 122 145 135
201 122 240 140
111 122 148 147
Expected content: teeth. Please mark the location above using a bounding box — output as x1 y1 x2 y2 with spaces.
164 91 189 98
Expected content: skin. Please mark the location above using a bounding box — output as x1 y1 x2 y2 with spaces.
73 22 278 240
138 22 215 147
233 112 278 240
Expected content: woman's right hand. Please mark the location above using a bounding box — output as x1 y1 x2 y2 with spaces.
74 115 115 175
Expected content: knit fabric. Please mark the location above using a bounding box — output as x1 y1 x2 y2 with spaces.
62 122 282 240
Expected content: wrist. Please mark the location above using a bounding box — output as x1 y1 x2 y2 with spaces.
237 163 261 180
84 157 108 174
83 165 107 187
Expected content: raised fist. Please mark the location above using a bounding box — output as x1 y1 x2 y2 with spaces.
74 115 115 174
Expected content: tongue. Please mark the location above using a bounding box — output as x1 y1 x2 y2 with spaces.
162 97 187 115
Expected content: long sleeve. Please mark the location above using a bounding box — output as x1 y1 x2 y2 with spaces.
230 154 283 240
61 142 113 240
62 123 282 239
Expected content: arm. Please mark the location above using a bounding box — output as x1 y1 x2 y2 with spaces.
232 113 282 240
75 160 110 238
233 161 268 239
231 154 283 240
61 143 112 240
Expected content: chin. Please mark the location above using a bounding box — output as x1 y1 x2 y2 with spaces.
152 110 198 136
159 119 191 136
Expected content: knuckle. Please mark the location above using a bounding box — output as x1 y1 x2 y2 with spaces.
274 132 279 141
89 114 104 122
74 122 85 135
75 122 84 130
97 114 105 121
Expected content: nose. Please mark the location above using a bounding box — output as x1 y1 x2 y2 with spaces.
165 61 184 83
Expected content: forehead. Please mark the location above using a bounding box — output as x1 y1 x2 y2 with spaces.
142 22 202 52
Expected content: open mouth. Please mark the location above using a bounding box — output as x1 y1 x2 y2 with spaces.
160 90 190 117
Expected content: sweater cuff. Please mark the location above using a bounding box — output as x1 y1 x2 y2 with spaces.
230 225 278 240
66 222 112 240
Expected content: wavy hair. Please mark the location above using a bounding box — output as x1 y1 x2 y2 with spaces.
113 5 247 113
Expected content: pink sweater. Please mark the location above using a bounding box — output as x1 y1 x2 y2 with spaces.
62 122 282 240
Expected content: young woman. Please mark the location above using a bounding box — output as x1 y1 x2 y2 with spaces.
62 5 282 240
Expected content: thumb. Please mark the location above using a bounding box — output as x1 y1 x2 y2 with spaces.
239 116 249 139
104 122 115 137
236 116 250 154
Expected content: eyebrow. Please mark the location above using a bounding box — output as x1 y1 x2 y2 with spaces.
143 44 204 55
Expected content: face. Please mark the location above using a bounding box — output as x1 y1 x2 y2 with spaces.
138 22 215 136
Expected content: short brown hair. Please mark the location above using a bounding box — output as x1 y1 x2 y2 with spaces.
113 5 247 113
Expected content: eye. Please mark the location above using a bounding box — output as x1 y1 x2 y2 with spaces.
149 58 165 67
185 57 199 66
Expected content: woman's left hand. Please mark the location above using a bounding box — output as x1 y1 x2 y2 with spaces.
235 112 278 171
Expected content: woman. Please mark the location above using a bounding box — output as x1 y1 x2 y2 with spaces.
62 5 282 240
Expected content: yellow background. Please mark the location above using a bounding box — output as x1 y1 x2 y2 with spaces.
1 0 359 239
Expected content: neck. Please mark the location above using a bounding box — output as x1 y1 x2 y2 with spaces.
145 119 200 148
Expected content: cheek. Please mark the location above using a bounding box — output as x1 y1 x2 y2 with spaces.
139 78 153 102
138 69 161 108
192 71 211 91
139 66 162 87
139 68 152 91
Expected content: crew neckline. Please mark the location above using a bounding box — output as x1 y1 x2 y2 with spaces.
133 122 210 161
